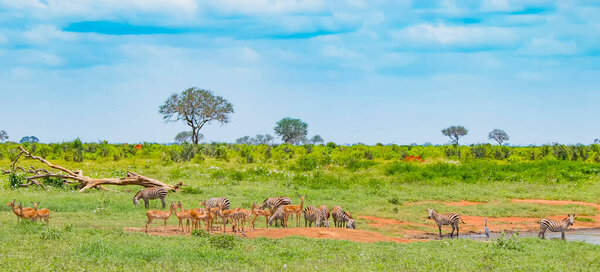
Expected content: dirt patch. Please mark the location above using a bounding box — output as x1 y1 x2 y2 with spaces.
124 226 420 243
407 200 484 207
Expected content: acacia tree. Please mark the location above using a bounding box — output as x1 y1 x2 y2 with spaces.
488 129 509 146
310 135 324 145
20 136 39 143
160 88 233 145
274 118 308 145
442 125 468 146
0 130 7 142
174 131 195 144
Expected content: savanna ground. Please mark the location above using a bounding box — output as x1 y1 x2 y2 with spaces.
2 143 600 271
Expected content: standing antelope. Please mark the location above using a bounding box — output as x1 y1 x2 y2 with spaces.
233 208 251 233
427 209 465 237
204 207 222 233
331 206 355 229
145 202 177 233
133 187 169 209
283 195 306 228
32 202 50 224
17 203 38 222
539 214 575 240
319 205 330 227
221 208 239 233
175 202 194 232
6 199 34 221
250 202 271 230
303 206 322 227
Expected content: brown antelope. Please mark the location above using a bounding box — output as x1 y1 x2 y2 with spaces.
175 202 194 232
189 208 206 230
250 202 272 230
32 202 50 224
234 208 251 233
145 202 177 233
17 203 38 221
6 199 34 222
204 207 221 233
221 208 240 233
283 195 306 228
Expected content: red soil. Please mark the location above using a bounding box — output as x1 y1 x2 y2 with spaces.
407 200 484 207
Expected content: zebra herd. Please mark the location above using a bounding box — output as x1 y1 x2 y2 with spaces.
135 187 356 234
134 187 576 239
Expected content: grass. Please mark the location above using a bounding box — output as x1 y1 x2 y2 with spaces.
1 157 600 271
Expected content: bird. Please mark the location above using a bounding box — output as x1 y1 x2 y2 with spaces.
484 219 490 238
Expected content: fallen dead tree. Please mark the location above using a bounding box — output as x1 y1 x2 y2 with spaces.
2 146 183 192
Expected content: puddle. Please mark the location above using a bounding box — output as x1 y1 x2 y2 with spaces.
458 229 600 245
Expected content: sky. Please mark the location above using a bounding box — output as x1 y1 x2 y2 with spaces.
0 0 599 145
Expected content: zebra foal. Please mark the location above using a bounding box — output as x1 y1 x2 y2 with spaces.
427 209 465 237
133 187 169 209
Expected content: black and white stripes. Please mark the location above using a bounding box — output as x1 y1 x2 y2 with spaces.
539 214 575 239
427 209 464 237
133 187 169 209
202 197 231 211
261 197 292 210
331 206 355 229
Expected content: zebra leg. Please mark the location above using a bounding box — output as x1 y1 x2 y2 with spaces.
450 225 455 237
438 225 442 237
456 223 459 236
161 197 166 209
561 231 566 240
144 199 150 209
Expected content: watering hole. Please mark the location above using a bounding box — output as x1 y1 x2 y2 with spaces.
457 229 600 245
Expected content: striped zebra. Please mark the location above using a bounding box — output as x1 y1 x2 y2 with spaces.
268 205 286 227
427 209 465 237
303 206 322 227
201 197 231 211
331 206 355 229
319 205 330 227
260 196 292 210
539 214 575 239
133 187 169 209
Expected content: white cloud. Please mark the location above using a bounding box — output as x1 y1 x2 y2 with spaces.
240 47 261 62
207 0 325 15
321 45 360 59
520 38 578 55
22 24 75 45
391 24 516 48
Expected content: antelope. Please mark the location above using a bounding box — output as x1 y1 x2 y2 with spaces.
233 208 251 233
283 195 306 228
145 202 177 233
221 208 240 233
189 208 207 230
204 207 222 233
250 202 272 230
17 203 38 221
32 202 50 224
175 202 194 232
6 199 34 221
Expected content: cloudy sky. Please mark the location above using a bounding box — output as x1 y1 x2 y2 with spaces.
0 0 599 145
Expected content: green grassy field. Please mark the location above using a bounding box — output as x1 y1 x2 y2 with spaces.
2 157 600 271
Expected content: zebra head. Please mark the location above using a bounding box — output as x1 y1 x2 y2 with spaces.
132 191 142 205
568 214 575 226
427 209 435 219
346 219 356 229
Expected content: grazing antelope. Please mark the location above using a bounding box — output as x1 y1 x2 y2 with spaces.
221 208 239 233
145 202 177 233
319 205 330 227
250 202 271 230
303 206 322 227
427 209 465 237
331 206 355 229
133 187 169 209
175 202 194 232
17 203 38 222
189 208 206 230
539 214 575 240
32 202 50 224
283 195 306 228
269 205 286 227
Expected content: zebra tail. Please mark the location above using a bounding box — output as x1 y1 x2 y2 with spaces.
460 217 465 224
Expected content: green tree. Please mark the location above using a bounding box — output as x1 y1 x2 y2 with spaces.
489 129 509 146
175 131 195 144
159 88 234 145
310 135 324 145
19 136 39 143
442 125 468 146
253 134 273 145
0 130 7 142
274 118 308 145
236 136 252 144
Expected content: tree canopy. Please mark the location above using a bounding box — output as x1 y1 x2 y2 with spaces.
442 125 468 146
0 130 7 142
274 118 308 145
175 131 195 144
159 88 233 144
489 129 509 146
310 135 324 145
19 136 39 143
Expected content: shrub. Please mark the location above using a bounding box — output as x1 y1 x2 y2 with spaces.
295 155 319 171
191 229 210 238
8 172 26 188
209 234 238 249
182 186 203 194
42 177 65 188
40 227 61 240
492 231 523 251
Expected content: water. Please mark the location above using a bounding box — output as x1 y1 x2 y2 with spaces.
459 229 600 245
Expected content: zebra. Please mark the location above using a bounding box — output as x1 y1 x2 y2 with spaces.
427 209 465 237
539 214 575 240
201 197 231 211
331 206 355 229
261 197 292 210
303 206 322 227
133 187 169 209
268 205 286 227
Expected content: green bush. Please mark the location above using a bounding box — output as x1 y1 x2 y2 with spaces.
42 177 65 188
40 227 62 240
191 229 210 238
492 231 523 251
209 234 238 250
8 172 27 188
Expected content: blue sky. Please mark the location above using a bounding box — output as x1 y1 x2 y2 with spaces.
0 0 599 145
